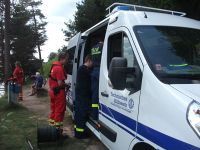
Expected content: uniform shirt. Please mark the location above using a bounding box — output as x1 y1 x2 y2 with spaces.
35 75 43 88
91 42 103 67
75 65 91 97
13 66 24 84
49 61 66 89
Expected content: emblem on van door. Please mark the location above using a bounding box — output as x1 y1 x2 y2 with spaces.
128 99 134 109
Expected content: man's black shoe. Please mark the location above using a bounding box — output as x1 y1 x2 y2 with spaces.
74 131 89 139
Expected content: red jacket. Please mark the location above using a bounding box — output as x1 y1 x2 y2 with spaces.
49 61 67 89
13 66 24 84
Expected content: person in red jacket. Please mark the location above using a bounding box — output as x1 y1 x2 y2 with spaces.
48 52 69 131
13 61 24 101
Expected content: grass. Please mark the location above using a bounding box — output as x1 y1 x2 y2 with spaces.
0 95 88 150
0 96 37 150
0 94 106 150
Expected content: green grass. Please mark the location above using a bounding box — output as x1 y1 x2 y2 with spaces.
0 96 37 150
0 95 106 150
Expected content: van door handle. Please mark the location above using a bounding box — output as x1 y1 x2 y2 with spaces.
101 91 109 97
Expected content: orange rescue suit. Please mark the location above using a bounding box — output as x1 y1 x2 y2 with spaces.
13 66 24 100
48 61 67 128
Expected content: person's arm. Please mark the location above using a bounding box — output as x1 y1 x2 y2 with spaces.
56 67 66 88
57 80 64 87
21 69 24 83
13 68 18 78
35 77 39 87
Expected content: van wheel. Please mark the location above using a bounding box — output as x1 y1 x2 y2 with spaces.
133 142 155 150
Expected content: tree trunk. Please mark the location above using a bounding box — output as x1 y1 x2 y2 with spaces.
4 0 11 81
0 21 4 79
0 0 4 79
32 5 43 74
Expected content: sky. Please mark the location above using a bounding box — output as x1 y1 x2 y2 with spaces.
39 0 81 62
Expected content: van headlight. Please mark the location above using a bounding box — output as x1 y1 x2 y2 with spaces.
187 101 200 138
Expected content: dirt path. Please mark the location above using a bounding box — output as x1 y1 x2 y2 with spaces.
21 85 107 150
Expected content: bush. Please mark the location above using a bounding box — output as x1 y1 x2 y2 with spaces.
41 57 57 78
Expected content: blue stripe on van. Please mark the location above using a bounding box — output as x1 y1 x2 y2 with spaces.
99 111 144 141
100 103 200 150
100 103 143 141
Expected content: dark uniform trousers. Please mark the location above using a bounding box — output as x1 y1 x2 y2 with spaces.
90 67 100 120
90 42 103 120
74 65 91 137
74 95 90 137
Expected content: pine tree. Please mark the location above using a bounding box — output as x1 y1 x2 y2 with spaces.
1 0 47 77
63 0 200 41
29 0 47 62
10 4 36 71
8 0 47 75
28 0 47 73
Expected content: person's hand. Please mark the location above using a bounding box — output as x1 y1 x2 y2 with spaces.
53 87 60 95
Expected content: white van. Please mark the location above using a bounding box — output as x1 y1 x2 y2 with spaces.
66 3 200 150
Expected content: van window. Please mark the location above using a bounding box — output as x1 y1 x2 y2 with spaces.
135 26 200 84
108 32 142 92
123 35 135 67
107 33 122 69
67 46 76 75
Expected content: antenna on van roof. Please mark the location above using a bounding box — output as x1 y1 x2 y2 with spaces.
106 3 186 17
144 11 147 18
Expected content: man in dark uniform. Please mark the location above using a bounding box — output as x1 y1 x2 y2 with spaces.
74 55 93 139
90 38 103 120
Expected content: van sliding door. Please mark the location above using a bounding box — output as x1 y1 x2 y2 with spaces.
66 32 82 115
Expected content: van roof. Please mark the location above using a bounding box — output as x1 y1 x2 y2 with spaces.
82 17 109 36
81 3 200 37
114 11 200 29
106 3 186 17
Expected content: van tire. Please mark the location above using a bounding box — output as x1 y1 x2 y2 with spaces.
133 142 155 150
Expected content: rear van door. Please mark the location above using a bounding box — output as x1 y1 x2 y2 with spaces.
66 32 82 114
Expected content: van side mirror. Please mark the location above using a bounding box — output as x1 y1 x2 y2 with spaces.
108 57 127 90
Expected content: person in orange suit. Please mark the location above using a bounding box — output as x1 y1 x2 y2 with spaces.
48 52 69 133
13 61 24 101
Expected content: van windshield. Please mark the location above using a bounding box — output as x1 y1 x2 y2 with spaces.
134 26 200 84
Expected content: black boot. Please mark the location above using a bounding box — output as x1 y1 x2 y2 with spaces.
74 130 88 139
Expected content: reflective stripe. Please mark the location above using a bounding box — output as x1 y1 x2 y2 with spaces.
55 122 63 126
74 125 76 128
76 127 84 132
92 51 101 55
92 104 99 108
48 119 55 122
169 64 188 67
49 123 55 126
91 48 101 55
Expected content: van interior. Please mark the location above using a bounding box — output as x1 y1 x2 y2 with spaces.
83 24 107 59
80 23 108 121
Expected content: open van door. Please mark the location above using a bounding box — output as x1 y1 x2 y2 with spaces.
66 32 82 117
99 27 143 150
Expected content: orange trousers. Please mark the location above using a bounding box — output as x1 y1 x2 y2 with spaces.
49 89 66 128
